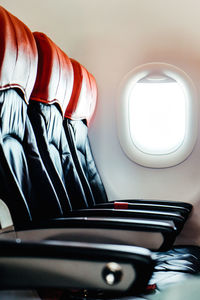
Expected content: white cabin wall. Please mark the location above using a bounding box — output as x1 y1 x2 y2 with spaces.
1 0 200 244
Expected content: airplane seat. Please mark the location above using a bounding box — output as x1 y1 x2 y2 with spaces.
64 58 108 207
28 31 89 211
0 6 64 225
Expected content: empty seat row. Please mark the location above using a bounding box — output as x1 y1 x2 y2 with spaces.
0 7 180 251
0 5 199 299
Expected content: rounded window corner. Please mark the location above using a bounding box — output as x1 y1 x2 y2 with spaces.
116 62 198 168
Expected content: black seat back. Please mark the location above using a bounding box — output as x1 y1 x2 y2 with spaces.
0 7 63 225
64 59 108 207
29 32 88 212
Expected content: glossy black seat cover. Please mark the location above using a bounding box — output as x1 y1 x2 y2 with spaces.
65 119 107 207
64 60 108 208
0 6 63 225
29 32 88 211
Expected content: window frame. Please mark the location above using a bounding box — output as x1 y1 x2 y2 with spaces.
116 62 198 168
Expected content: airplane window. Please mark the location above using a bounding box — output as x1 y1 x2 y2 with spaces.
129 78 186 155
117 63 198 168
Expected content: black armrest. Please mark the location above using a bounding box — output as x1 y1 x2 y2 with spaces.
93 201 191 218
109 199 192 212
0 239 154 297
68 208 184 232
15 217 177 251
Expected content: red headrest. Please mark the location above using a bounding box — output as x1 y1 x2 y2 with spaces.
65 59 97 126
30 32 73 116
0 6 38 103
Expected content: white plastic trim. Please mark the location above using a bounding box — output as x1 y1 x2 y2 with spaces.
0 199 13 229
117 63 198 168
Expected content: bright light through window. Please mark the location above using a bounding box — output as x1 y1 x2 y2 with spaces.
117 63 197 168
129 80 186 155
